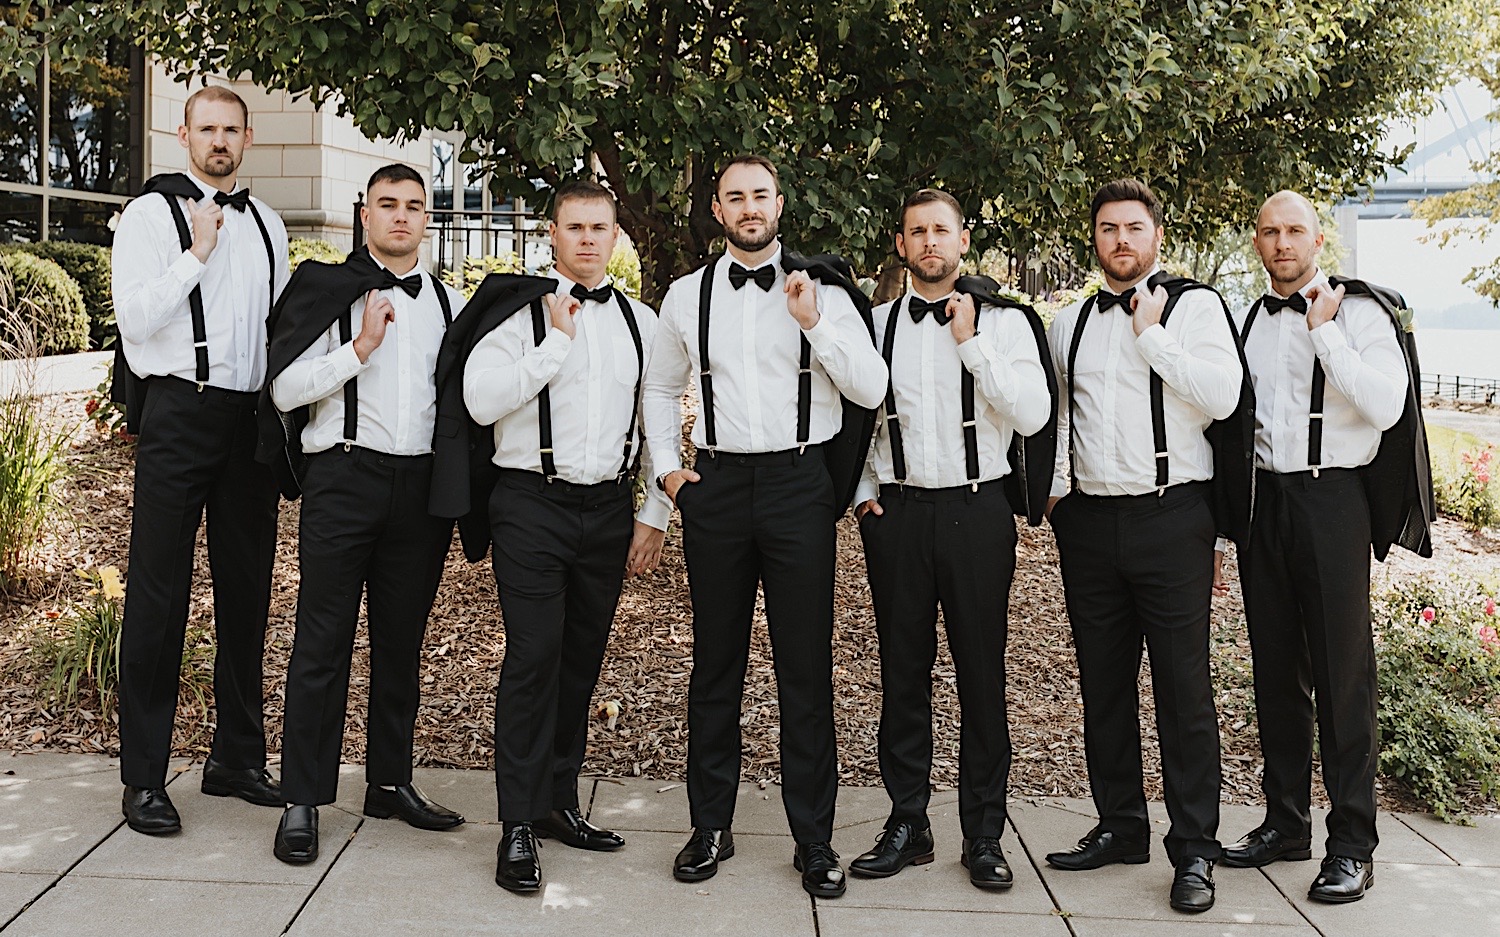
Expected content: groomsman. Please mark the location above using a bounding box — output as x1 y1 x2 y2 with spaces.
1044 179 1242 913
641 155 888 897
1217 191 1411 903
268 164 465 864
461 180 670 894
849 189 1054 889
111 86 288 834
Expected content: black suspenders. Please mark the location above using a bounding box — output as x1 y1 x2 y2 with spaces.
878 296 981 490
529 289 643 482
160 192 277 390
696 256 813 456
1239 297 1325 475
339 273 452 451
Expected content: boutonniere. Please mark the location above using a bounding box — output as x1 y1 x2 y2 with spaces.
1396 305 1415 333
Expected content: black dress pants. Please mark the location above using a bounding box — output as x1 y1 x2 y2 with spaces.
118 377 279 789
490 470 633 822
860 480 1016 840
280 447 452 806
678 448 838 844
1050 482 1222 862
1242 468 1378 862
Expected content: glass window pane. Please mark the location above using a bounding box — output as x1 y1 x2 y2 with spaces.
47 196 120 245
0 66 43 186
0 191 42 243
464 161 483 213
47 37 134 195
431 140 453 211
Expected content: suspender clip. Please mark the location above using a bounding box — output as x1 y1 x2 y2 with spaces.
196 382 205 393
961 420 976 428
1312 467 1320 479
799 444 806 455
1157 486 1166 497
971 482 980 493
343 441 351 452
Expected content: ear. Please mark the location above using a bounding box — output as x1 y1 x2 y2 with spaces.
177 125 189 149
894 231 907 261
711 199 724 225
960 228 972 254
774 192 785 217
243 126 254 149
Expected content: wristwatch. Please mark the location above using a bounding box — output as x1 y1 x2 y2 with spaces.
655 472 671 492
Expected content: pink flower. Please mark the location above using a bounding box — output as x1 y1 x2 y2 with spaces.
1482 449 1494 465
1479 625 1499 652
1421 607 1436 622
1485 598 1496 617
1477 469 1491 485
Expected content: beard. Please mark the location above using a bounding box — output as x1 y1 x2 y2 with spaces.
1268 256 1315 288
723 213 779 253
1099 246 1155 284
904 251 959 284
197 151 237 178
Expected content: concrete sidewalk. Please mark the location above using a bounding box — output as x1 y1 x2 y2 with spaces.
2 753 1497 936
0 351 111 399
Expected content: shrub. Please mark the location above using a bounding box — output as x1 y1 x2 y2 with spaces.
1374 574 1500 821
37 566 126 712
2 242 113 348
0 252 88 355
289 237 345 271
1428 425 1500 529
442 252 524 299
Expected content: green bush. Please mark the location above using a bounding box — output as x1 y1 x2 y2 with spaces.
1428 424 1500 529
289 237 345 271
1374 574 1500 822
442 252 524 299
2 242 113 349
0 252 88 356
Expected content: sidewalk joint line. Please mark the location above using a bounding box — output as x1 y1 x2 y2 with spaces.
1007 813 1079 937
1391 813 1461 865
1256 865 1325 937
279 815 365 936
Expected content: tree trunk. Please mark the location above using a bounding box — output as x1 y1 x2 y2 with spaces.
873 260 907 304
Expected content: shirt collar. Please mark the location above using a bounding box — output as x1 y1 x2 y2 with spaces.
551 269 610 295
905 287 956 304
1118 265 1160 295
725 245 782 273
1269 267 1327 300
186 169 242 202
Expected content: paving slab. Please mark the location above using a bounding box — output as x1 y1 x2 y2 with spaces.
0 766 128 874
0 753 118 786
1394 812 1500 867
0 872 55 924
286 824 817 937
1160 802 1454 867
816 905 1072 936
1264 860 1500 937
1010 800 1305 926
73 767 361 884
319 763 586 826
3 876 306 937
830 807 1055 915
1066 919 1319 937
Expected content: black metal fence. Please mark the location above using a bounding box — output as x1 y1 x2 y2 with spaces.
352 195 549 272
1422 373 1500 404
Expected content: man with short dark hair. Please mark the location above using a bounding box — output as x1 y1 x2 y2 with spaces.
849 188 1054 890
268 163 465 864
642 154 888 898
461 178 669 893
112 86 289 836
1043 178 1242 913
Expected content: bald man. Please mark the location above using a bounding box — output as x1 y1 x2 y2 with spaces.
1215 191 1408 903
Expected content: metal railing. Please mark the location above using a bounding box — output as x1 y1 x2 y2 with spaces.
1422 373 1500 404
352 196 550 272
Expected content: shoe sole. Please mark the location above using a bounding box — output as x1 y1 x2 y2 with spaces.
274 848 318 865
1220 848 1313 869
849 852 936 878
534 827 625 852
1170 899 1215 913
1308 873 1373 903
362 803 465 831
674 843 734 882
1046 853 1151 871
495 877 542 894
201 781 283 808
123 817 181 836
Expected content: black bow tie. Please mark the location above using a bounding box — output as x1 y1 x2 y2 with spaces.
213 189 251 212
908 295 952 325
1095 289 1135 313
1263 291 1308 315
379 270 423 299
728 262 776 292
570 283 613 305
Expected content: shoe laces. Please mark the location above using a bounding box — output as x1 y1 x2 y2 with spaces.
803 841 839 864
971 836 1002 855
508 824 539 850
1322 855 1363 878
1174 858 1214 887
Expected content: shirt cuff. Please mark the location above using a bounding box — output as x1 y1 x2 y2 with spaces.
1214 536 1229 554
636 493 670 532
854 477 878 507
169 250 205 287
1133 322 1175 366
539 327 574 358
802 311 838 351
334 340 369 376
1310 320 1348 357
1049 476 1069 499
956 335 989 372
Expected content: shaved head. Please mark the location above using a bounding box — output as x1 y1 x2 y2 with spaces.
1257 191 1321 235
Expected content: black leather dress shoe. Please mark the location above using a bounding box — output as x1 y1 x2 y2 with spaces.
1045 827 1151 870
1221 825 1313 868
534 808 625 851
850 822 935 878
793 842 847 898
1308 855 1373 903
122 785 181 835
1169 856 1216 913
200 757 283 807
274 806 319 865
673 828 734 882
962 837 1014 890
496 824 542 894
362 784 464 830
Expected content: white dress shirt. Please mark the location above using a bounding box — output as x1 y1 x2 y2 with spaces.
1048 267 1243 497
641 246 888 475
1236 269 1407 474
463 272 671 531
113 170 289 392
854 291 1051 503
271 257 462 457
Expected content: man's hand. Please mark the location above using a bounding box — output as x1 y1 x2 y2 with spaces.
187 199 224 264
1045 495 1062 522
947 292 978 344
546 292 581 339
1305 283 1345 330
1212 549 1229 598
625 521 666 577
784 270 820 329
663 468 701 506
1130 285 1168 336
855 498 884 520
352 290 395 363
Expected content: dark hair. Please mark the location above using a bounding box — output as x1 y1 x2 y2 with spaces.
1089 178 1163 229
553 178 618 221
366 163 426 197
899 188 965 231
184 86 249 127
714 154 781 198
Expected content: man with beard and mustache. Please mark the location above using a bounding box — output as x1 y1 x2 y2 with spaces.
1043 179 1242 913
111 85 289 835
641 155 888 897
848 189 1053 889
1215 191 1410 903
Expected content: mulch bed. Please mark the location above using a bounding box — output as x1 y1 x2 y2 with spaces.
3 392 1492 818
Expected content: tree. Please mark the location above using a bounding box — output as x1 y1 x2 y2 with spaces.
16 0 1465 303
